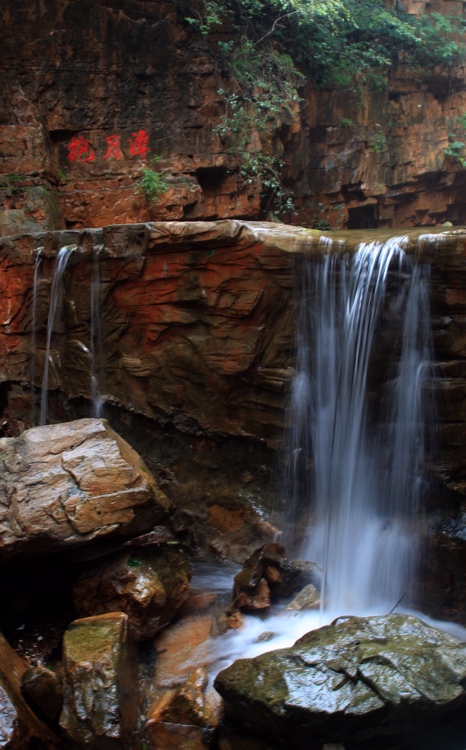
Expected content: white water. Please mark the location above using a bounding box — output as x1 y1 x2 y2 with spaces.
197 236 444 676
39 246 75 425
30 248 43 424
287 237 433 614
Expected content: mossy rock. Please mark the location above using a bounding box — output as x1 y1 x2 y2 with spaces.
215 614 466 749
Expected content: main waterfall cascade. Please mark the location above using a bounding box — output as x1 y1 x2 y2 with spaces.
286 235 433 614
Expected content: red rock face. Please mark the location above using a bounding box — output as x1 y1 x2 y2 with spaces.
1 1 466 234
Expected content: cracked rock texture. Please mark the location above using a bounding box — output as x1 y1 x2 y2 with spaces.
215 614 466 750
0 417 171 559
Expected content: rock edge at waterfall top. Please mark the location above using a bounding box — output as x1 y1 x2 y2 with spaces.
215 613 466 750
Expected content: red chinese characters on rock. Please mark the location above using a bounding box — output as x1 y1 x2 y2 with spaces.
67 135 95 162
104 135 122 161
129 130 151 157
66 130 151 162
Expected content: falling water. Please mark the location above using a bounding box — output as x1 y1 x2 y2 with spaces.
286 236 433 615
39 246 75 425
90 244 105 417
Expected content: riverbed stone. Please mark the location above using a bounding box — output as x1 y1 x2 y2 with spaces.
215 613 466 749
59 612 138 750
0 418 172 560
230 543 321 612
73 548 191 641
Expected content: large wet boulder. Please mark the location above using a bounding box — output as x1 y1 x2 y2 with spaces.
0 418 172 559
215 614 466 749
0 631 61 749
59 612 138 750
73 548 191 641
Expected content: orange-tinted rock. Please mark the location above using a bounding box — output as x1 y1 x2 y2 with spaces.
230 543 321 612
151 616 217 691
208 504 245 534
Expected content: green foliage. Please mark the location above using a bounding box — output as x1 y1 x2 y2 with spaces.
215 46 299 215
370 132 387 154
127 556 142 568
184 0 466 87
2 174 25 195
182 0 466 215
445 114 466 167
134 163 169 205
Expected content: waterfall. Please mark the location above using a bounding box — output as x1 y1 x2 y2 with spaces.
39 246 75 425
287 236 433 614
90 244 105 417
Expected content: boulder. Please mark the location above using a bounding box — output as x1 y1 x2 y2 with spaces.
145 667 221 749
0 631 61 749
230 543 321 612
215 614 466 749
20 665 63 721
59 612 138 750
0 418 172 559
73 548 191 641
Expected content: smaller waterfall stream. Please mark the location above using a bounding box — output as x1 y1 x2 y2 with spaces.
30 248 43 424
90 244 105 417
39 246 75 426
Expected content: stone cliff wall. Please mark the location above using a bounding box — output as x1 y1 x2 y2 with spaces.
1 0 466 235
0 220 463 483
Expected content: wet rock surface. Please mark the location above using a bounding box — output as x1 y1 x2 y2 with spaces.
60 612 139 750
73 548 192 641
0 418 171 559
215 613 466 749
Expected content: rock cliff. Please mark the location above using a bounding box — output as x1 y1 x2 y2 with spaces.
1 0 466 234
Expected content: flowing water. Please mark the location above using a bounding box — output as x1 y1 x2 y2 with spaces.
30 248 43 425
207 235 440 670
287 236 433 615
39 246 75 425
